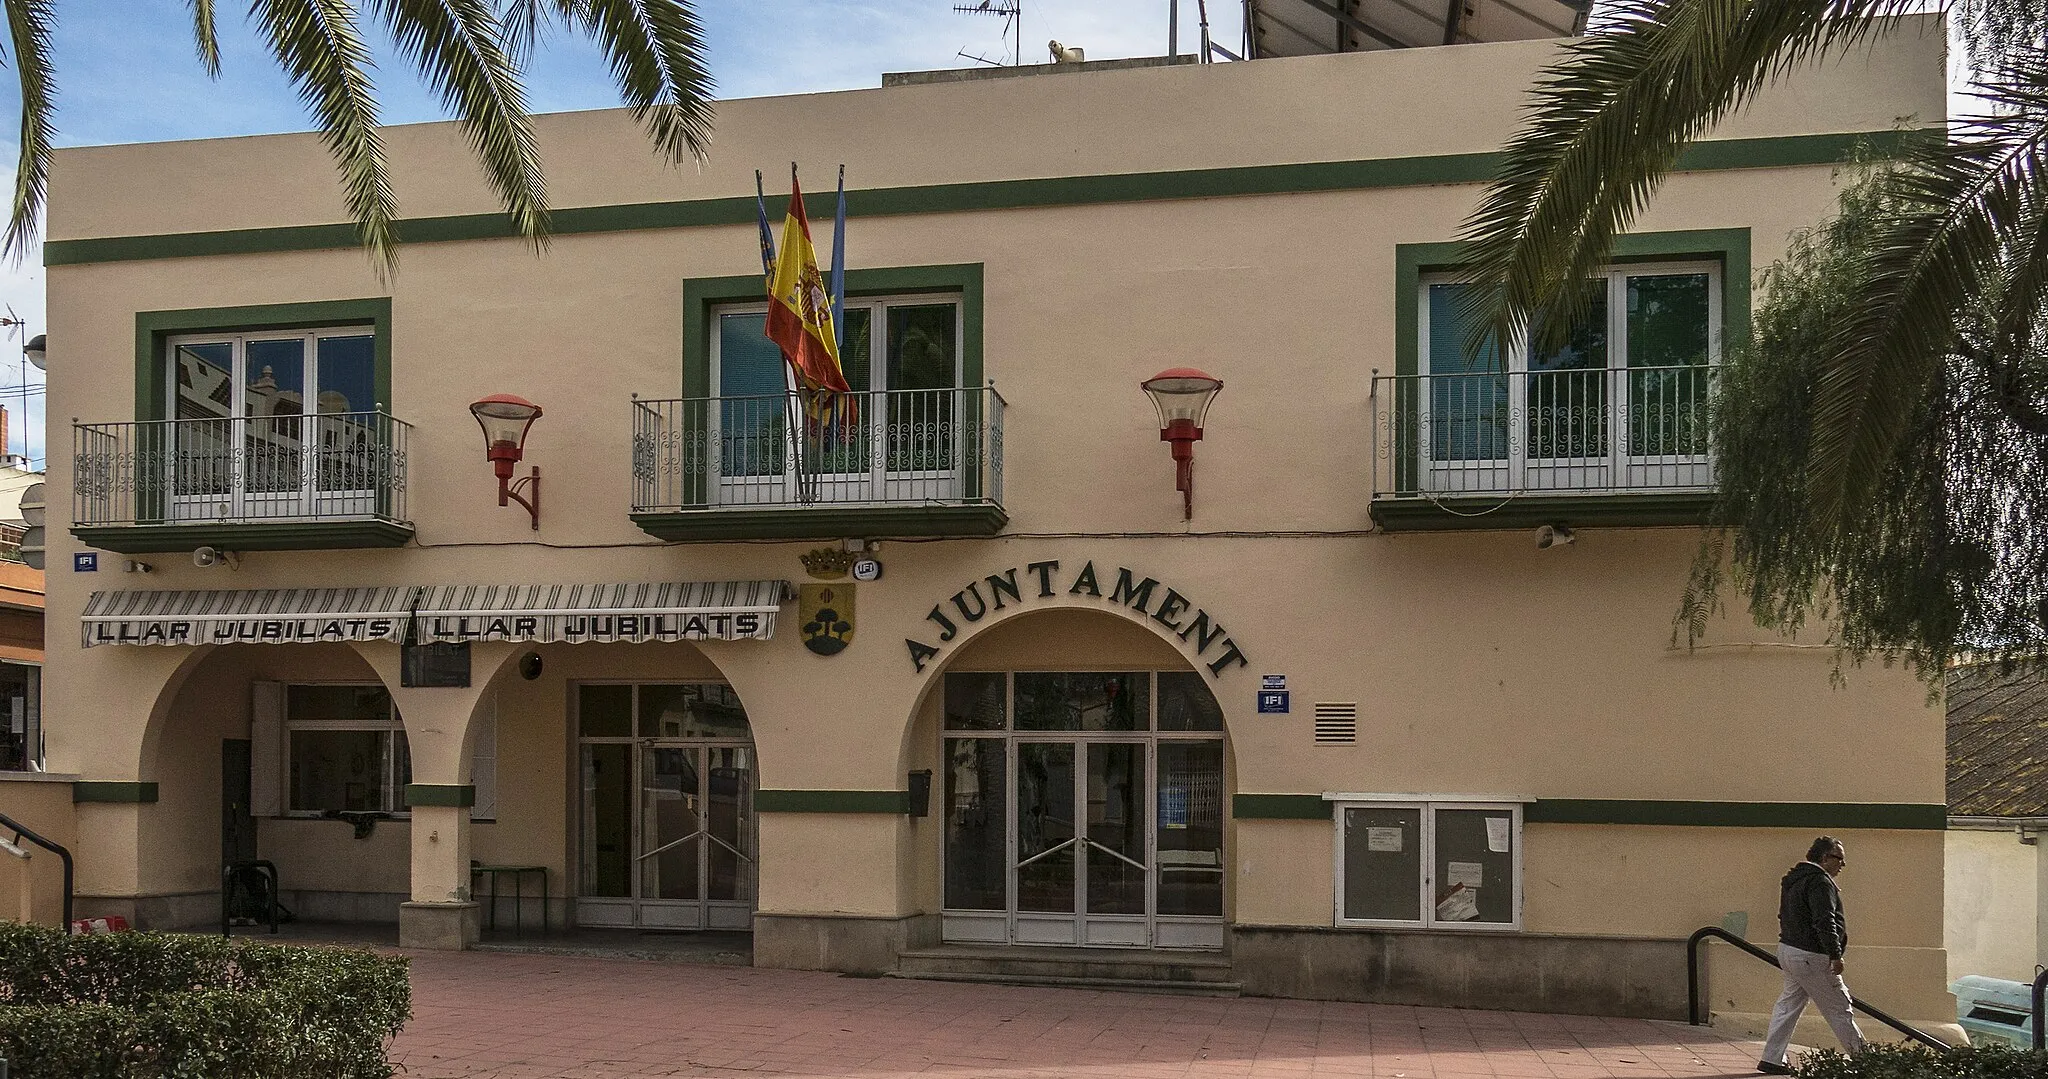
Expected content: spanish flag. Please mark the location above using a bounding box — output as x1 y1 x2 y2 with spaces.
766 174 851 395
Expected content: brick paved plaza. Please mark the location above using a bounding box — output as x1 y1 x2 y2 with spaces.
392 950 1776 1079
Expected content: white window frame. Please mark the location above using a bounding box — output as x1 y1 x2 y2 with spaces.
282 682 409 818
1331 796 1524 932
164 325 382 521
1415 260 1721 494
707 293 968 504
707 293 965 398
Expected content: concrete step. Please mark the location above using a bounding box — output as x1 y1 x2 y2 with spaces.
895 944 1236 987
885 968 1242 997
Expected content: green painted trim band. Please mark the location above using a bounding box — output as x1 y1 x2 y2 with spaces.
1233 794 1332 820
632 504 1007 542
404 784 476 808
49 132 1911 267
72 520 416 553
74 781 158 803
1525 799 1947 830
755 789 910 814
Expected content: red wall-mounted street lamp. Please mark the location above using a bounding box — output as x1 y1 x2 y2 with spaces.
1140 367 1223 520
470 393 543 529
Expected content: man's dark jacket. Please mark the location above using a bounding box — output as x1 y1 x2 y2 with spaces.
1778 861 1847 959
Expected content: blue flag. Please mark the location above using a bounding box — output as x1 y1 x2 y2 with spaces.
754 170 777 290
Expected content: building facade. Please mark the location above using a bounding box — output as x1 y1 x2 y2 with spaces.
18 19 1956 1031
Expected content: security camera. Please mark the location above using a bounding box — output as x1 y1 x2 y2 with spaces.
124 559 153 573
1535 524 1576 550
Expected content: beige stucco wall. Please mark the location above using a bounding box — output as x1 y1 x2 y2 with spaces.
36 16 1952 1020
1945 828 2044 984
0 775 77 926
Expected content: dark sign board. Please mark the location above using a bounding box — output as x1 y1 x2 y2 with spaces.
401 641 472 688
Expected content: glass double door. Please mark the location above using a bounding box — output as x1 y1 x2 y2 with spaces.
577 740 756 930
950 735 1226 950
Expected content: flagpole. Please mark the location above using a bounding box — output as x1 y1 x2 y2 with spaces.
785 163 817 504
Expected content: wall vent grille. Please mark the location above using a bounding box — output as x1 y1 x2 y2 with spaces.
1314 702 1358 745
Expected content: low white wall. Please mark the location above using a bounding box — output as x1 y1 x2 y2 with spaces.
1945 828 2042 983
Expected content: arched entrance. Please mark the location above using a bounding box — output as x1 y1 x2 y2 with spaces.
573 682 757 930
932 610 1229 951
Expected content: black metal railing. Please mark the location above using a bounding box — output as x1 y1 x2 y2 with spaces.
631 386 1005 512
1686 926 1948 1049
0 808 73 929
73 411 412 528
1370 365 1716 499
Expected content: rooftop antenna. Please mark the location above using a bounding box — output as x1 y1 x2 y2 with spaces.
953 0 1021 65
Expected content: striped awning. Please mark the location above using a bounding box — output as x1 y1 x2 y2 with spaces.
80 580 790 647
81 586 414 648
410 581 787 643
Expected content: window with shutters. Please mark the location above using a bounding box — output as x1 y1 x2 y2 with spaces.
283 684 409 815
252 681 497 819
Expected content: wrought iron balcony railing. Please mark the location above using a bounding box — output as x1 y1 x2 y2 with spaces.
632 386 1005 513
73 411 412 528
1370 365 1716 499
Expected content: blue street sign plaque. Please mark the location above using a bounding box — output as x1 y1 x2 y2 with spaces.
1257 690 1290 714
73 552 98 572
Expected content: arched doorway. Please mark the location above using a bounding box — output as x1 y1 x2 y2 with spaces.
933 612 1229 951
573 682 757 930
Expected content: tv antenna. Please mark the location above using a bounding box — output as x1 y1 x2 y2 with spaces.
953 0 1021 65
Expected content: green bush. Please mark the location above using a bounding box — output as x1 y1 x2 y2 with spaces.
1795 1043 2048 1079
0 922 409 1079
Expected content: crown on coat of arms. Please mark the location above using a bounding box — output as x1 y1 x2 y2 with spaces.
800 548 856 580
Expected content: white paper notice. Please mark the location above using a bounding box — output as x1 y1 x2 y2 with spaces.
1367 827 1404 853
1436 884 1479 921
1486 816 1511 853
1446 861 1485 888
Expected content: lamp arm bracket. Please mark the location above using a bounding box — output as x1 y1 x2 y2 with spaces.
500 466 541 530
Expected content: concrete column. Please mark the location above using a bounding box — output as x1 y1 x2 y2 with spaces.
352 641 517 949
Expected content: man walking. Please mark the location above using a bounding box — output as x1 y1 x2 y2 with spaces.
1759 837 1865 1074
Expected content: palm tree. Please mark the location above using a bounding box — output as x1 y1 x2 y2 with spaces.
3 0 715 269
1458 0 2048 670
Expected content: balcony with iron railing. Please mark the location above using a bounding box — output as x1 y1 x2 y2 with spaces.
71 411 414 552
631 386 1006 540
1368 365 1718 531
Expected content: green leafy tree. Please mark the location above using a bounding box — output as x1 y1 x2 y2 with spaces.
1 0 715 269
1458 0 2048 674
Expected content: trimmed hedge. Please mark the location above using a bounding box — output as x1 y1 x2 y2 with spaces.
0 922 409 1079
1795 1044 2048 1079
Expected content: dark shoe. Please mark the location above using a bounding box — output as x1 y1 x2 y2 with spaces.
1757 1063 1793 1076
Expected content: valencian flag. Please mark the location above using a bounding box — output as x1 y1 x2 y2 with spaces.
766 171 852 400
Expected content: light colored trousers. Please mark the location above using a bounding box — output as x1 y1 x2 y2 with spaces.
1761 943 1866 1064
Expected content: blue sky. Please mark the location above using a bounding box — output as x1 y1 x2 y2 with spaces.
0 0 1247 468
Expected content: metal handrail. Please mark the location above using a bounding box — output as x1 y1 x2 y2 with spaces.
2032 966 2045 1051
0 808 73 929
1686 926 1948 1049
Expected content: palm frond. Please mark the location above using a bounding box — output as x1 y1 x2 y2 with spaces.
189 0 221 77
1456 0 1926 358
370 0 549 247
499 0 587 62
1805 56 2048 525
578 0 715 166
3 0 56 262
250 0 396 271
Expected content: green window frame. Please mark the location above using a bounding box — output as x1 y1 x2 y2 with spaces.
135 299 394 422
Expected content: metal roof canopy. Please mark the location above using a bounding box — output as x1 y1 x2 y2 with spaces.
1246 0 1590 57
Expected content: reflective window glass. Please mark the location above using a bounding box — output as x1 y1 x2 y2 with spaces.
944 672 1005 730
1014 672 1147 732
